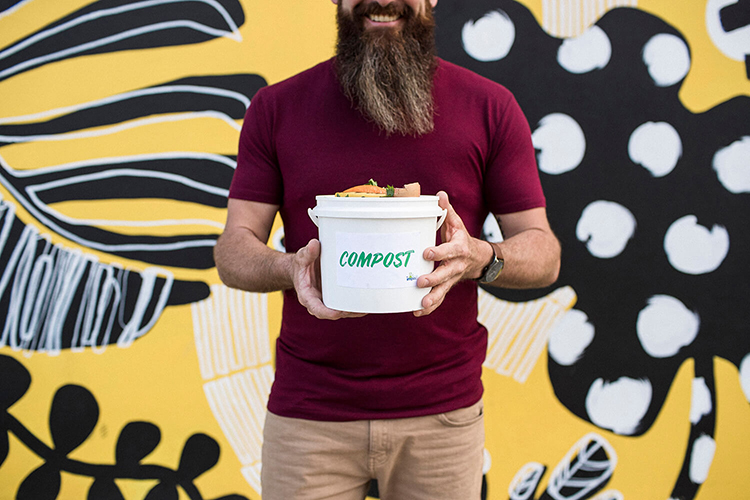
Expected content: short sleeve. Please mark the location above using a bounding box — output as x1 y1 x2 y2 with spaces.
483 95 546 215
228 88 284 204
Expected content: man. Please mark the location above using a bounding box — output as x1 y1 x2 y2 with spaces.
214 0 561 498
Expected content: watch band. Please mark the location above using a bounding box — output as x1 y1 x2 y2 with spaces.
476 241 504 284
475 242 496 282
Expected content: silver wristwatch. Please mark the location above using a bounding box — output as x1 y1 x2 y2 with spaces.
476 244 504 284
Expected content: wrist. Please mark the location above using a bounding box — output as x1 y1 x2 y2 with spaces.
471 240 495 281
474 241 504 284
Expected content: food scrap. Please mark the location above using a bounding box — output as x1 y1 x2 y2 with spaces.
335 179 421 197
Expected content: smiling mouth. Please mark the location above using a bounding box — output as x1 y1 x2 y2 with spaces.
367 13 402 23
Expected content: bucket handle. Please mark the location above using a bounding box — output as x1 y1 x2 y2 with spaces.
436 209 447 231
308 208 318 227
309 208 447 231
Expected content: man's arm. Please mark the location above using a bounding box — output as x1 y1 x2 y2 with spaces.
214 198 365 320
214 198 292 292
479 207 561 289
415 191 560 317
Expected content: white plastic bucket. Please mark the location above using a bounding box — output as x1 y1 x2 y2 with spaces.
308 195 447 313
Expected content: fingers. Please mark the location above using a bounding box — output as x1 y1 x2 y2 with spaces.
294 239 367 320
413 280 452 317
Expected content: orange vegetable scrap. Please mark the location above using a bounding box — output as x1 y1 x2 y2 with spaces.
335 179 421 197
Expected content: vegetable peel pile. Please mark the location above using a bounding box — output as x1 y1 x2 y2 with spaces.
335 179 421 197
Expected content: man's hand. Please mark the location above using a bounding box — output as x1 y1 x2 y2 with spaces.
414 191 491 317
215 199 366 320
292 239 366 320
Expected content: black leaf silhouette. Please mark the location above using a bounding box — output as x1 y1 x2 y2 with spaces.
88 477 125 500
177 433 220 480
144 481 179 500
16 463 61 500
115 421 161 466
0 430 8 468
0 354 31 410
49 384 99 455
212 495 251 500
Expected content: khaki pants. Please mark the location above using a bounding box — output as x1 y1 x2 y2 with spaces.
260 400 484 500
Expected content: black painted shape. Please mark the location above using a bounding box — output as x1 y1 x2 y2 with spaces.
435 2 749 499
16 463 61 500
0 0 246 82
116 421 162 466
88 478 126 500
0 210 209 351
720 0 750 32
0 357 250 500
49 385 99 454
436 0 750 425
0 0 21 14
0 355 31 411
0 72 267 269
167 280 210 305
177 433 220 480
0 154 233 269
0 74 266 143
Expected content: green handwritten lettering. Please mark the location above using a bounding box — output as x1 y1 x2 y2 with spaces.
357 252 373 267
402 250 414 267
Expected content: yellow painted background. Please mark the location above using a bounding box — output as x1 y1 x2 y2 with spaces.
0 1 748 499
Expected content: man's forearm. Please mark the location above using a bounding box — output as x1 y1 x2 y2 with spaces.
486 229 561 289
214 228 295 293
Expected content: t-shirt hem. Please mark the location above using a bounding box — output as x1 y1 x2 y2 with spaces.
266 389 484 422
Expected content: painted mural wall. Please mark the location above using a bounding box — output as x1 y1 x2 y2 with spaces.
0 1 748 499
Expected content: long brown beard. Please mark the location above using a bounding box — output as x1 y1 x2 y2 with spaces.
335 0 437 136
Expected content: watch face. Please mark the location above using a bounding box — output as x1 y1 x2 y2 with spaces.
482 258 504 283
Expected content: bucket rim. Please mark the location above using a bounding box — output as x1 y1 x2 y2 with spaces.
315 194 440 202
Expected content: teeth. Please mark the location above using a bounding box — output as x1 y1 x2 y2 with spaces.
369 14 400 22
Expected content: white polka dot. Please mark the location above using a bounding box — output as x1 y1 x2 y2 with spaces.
628 121 683 177
548 309 594 366
740 354 750 404
586 377 652 435
557 25 611 74
689 435 716 484
462 10 515 62
642 33 691 87
713 136 750 194
532 113 586 174
482 213 504 242
664 215 729 275
706 0 750 61
272 226 285 252
637 295 699 358
690 377 712 425
576 200 636 259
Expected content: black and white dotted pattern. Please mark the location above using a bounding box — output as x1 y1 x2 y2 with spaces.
436 1 749 498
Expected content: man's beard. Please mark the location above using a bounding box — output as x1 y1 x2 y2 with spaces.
335 1 437 136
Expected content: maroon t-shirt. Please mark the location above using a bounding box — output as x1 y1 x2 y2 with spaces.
229 57 545 421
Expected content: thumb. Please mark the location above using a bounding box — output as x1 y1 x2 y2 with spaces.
299 239 321 264
436 191 465 239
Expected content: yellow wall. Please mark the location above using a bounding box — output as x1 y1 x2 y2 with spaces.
0 1 748 499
